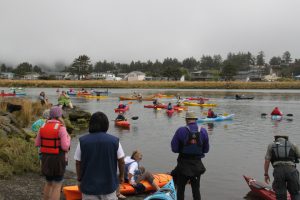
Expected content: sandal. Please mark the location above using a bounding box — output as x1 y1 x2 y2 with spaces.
117 193 126 199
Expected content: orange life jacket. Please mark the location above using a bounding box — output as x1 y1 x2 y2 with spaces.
39 121 62 154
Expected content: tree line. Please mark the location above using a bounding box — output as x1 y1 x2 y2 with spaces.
1 51 300 80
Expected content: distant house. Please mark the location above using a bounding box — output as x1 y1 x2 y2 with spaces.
264 73 280 82
0 72 15 79
190 70 214 81
294 75 300 80
23 73 40 80
124 71 146 81
44 71 67 80
234 67 265 81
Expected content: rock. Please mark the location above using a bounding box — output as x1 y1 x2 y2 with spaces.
77 118 87 124
68 110 91 122
0 116 11 124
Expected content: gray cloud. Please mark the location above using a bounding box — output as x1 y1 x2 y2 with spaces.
1 0 300 66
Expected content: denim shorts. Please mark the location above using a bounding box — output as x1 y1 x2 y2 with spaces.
45 175 64 183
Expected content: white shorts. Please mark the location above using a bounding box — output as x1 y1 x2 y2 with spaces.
82 191 117 200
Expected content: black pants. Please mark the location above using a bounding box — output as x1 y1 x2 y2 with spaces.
273 165 300 200
177 172 201 200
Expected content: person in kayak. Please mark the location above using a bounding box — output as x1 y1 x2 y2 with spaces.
118 101 126 109
264 134 300 200
116 112 126 121
271 107 283 116
235 94 240 100
153 99 160 106
171 111 209 200
167 102 173 110
207 108 217 118
198 98 205 104
124 150 160 192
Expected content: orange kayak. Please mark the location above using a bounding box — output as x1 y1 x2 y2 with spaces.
63 174 172 200
115 120 130 128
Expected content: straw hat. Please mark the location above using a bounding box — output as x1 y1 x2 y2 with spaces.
185 111 198 119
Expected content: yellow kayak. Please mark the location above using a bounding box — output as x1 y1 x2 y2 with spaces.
84 95 108 99
183 102 217 107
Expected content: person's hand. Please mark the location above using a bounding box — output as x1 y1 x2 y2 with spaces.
119 175 124 184
264 174 270 184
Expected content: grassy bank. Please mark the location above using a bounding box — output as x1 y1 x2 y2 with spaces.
1 80 300 89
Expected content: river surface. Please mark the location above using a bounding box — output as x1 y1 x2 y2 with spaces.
3 87 300 200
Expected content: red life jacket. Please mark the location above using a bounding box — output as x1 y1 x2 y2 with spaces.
39 121 62 154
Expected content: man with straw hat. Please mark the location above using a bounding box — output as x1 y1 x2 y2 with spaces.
171 111 209 200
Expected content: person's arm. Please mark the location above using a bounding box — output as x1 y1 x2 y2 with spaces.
171 128 182 153
264 160 271 184
128 162 138 185
76 160 81 181
35 132 41 147
74 143 82 182
201 128 209 153
118 157 125 184
59 126 71 151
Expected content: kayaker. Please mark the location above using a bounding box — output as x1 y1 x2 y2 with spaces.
74 111 125 200
207 108 217 118
39 91 48 106
167 102 173 110
118 101 126 109
271 107 283 116
137 93 143 101
153 99 158 106
116 112 126 121
171 111 209 200
235 94 240 100
198 98 205 104
264 134 300 200
35 106 71 200
124 150 160 192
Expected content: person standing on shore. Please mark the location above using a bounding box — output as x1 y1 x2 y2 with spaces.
171 111 209 200
264 134 300 200
35 106 71 200
74 112 125 200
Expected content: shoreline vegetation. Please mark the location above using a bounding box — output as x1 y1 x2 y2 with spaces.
1 80 300 89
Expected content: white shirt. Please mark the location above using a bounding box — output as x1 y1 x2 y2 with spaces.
124 156 139 184
74 141 125 161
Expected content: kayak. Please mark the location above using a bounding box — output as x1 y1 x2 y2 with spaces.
243 175 291 200
115 120 130 129
236 96 254 100
67 91 77 96
63 174 172 200
144 179 176 200
186 97 209 101
15 92 27 96
77 92 92 96
84 95 108 99
173 106 188 111
154 94 175 98
183 102 217 107
114 106 129 113
119 96 154 101
166 109 175 116
144 104 167 109
0 93 16 97
197 114 234 122
271 115 283 121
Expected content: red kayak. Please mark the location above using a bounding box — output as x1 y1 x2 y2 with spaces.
144 104 167 109
115 120 130 129
186 97 209 101
243 175 291 200
0 93 16 97
166 109 174 116
114 106 129 113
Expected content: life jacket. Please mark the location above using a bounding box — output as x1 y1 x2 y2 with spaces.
118 104 124 109
39 121 63 154
180 126 203 156
271 109 282 116
124 160 139 181
270 138 297 164
207 110 215 118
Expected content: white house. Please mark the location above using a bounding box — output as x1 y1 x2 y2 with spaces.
125 71 146 81
23 73 40 80
0 72 15 79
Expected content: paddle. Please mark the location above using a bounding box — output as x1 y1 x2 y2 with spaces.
261 113 293 117
131 116 139 120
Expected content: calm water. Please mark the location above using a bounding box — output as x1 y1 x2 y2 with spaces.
3 87 300 200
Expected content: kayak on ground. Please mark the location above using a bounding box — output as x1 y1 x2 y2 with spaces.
63 174 172 200
114 105 129 113
197 114 235 122
243 175 291 200
183 102 217 107
115 120 130 129
144 104 167 109
144 179 176 200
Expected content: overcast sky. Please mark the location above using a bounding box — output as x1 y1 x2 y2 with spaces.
1 0 300 66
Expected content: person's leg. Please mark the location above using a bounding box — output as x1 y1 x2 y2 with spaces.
177 173 188 200
101 191 118 200
273 166 288 200
286 167 300 200
51 182 63 200
43 181 52 200
116 186 126 199
190 175 201 200
82 193 101 200
135 171 160 191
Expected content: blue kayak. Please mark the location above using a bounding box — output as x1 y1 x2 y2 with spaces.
197 114 235 122
271 115 283 121
144 180 176 200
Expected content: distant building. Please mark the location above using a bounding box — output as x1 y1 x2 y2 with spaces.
124 71 146 81
23 73 40 80
294 75 300 80
234 66 265 81
44 71 67 80
0 72 15 79
190 70 214 81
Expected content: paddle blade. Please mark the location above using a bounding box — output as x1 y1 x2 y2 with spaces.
286 114 293 117
131 116 139 120
261 113 268 117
